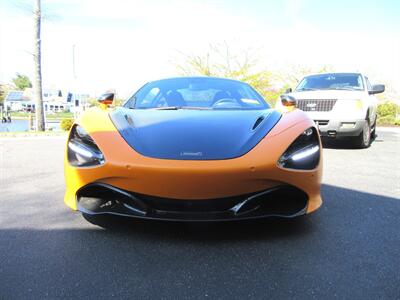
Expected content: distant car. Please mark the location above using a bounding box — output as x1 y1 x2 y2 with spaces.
277 73 385 148
64 77 322 224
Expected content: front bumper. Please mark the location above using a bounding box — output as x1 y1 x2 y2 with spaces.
77 183 308 221
315 119 366 138
64 109 323 217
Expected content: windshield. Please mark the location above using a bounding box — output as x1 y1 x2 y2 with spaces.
125 77 269 110
296 73 364 91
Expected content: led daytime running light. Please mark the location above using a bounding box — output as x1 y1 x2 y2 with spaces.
291 145 320 161
68 141 97 159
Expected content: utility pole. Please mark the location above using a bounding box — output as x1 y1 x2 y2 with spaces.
33 0 45 131
72 44 77 80
72 44 78 119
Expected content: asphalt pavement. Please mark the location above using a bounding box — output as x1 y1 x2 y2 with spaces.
0 128 399 299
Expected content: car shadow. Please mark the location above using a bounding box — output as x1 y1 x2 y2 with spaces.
321 137 355 149
321 133 379 149
74 181 396 242
1 185 399 299
82 212 316 243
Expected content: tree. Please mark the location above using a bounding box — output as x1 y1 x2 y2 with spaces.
0 84 14 106
174 42 282 105
33 0 45 131
278 65 335 89
0 85 6 105
377 82 400 103
12 73 32 90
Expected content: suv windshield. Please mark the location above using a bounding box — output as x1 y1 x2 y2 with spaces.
296 73 364 91
125 77 269 110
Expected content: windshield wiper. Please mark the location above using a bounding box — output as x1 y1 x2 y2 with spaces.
153 106 212 110
153 106 180 110
296 88 318 91
297 87 361 92
328 87 359 91
182 107 212 110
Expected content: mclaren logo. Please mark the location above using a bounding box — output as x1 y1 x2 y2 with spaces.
180 151 203 157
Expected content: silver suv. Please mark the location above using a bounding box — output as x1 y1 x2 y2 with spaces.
279 73 385 148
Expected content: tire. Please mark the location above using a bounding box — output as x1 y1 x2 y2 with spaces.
371 117 377 140
354 120 371 149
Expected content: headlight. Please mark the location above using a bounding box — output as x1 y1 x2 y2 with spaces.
334 99 363 112
67 125 105 167
278 127 320 170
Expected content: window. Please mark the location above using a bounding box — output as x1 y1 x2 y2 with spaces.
296 73 365 91
127 77 268 110
139 87 160 107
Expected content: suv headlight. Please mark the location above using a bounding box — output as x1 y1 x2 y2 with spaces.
67 125 105 167
278 127 320 170
334 99 363 112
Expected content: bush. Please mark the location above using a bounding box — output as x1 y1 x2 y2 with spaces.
376 102 399 126
60 118 74 131
113 98 125 107
377 115 395 126
377 102 399 118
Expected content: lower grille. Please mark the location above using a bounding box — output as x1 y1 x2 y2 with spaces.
297 99 337 112
315 120 329 126
76 183 309 220
137 187 307 216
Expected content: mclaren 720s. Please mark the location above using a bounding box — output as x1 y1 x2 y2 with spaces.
64 77 322 223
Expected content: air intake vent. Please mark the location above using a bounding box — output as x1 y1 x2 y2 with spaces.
125 114 134 126
252 116 265 130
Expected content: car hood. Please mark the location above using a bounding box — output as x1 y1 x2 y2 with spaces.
289 90 366 100
110 108 281 160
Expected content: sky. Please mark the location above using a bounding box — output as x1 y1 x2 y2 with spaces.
0 0 399 98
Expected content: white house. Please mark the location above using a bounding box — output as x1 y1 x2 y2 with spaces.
3 88 91 113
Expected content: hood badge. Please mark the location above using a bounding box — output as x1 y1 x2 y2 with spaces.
180 151 203 157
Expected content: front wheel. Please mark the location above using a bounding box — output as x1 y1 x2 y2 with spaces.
371 117 377 140
354 121 371 149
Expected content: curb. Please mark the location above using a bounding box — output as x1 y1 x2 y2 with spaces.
0 132 68 138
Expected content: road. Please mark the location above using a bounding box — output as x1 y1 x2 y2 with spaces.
0 128 399 299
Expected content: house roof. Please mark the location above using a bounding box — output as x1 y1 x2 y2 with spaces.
5 91 25 101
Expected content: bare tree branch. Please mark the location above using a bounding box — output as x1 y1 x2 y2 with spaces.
173 42 283 105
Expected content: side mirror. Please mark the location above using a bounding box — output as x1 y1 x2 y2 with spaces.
98 92 114 105
285 88 292 93
369 84 385 95
280 94 296 107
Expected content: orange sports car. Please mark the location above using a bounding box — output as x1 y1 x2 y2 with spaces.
64 77 322 222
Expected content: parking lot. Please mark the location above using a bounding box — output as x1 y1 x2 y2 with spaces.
0 128 399 299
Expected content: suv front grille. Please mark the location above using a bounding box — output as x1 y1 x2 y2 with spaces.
296 99 337 112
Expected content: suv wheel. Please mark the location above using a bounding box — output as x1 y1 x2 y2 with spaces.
371 117 377 139
354 121 371 148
